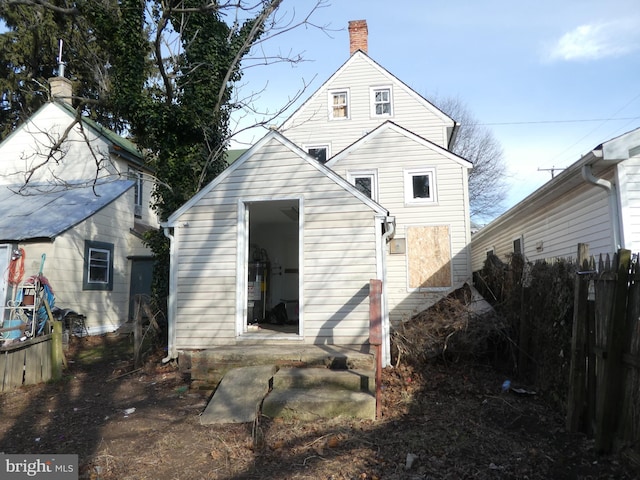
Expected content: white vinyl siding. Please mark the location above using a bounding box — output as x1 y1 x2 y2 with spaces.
330 126 471 324
171 138 379 349
617 157 640 253
470 177 614 272
281 54 452 154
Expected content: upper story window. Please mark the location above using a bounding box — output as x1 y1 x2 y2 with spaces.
83 240 114 291
371 87 392 117
404 167 437 205
347 170 378 202
329 89 349 120
307 145 330 164
128 168 143 217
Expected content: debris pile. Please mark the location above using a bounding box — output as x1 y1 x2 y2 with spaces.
391 283 512 367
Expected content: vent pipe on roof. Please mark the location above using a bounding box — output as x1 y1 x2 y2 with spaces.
349 20 368 55
48 39 73 106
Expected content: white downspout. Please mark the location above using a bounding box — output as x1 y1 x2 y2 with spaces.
581 164 622 251
162 226 177 363
380 216 395 367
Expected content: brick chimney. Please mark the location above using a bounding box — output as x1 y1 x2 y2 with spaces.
49 76 73 106
348 20 368 55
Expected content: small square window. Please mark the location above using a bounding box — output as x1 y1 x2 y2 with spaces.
355 177 372 198
83 240 114 291
307 145 329 163
329 90 349 120
404 168 437 205
372 87 392 116
348 170 378 201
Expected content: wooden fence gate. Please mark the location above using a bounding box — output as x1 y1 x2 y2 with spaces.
567 245 640 459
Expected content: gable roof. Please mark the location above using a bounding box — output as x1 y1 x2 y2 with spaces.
327 120 472 169
280 50 456 133
2 101 146 168
163 129 389 226
0 180 134 242
55 102 146 168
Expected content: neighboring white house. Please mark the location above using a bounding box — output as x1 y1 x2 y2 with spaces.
470 127 640 272
0 76 158 335
161 20 472 367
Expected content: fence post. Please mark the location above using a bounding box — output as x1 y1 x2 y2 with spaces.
596 249 631 453
567 243 590 432
51 320 63 381
369 279 382 420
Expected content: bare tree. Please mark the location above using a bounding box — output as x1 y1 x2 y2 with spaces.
1 0 333 211
430 95 509 224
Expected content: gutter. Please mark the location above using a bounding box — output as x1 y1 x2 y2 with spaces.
581 159 622 251
161 225 177 363
379 216 395 367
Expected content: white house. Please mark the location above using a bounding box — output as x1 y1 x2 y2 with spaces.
470 127 640 272
160 20 472 367
0 75 158 335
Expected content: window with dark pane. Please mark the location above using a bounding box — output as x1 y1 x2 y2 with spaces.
308 147 328 163
412 174 430 199
355 177 372 198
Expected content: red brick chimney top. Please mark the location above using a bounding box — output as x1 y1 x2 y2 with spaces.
348 20 368 55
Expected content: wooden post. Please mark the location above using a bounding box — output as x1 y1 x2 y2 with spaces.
567 243 590 432
134 295 143 368
369 279 382 420
596 249 631 453
51 320 63 381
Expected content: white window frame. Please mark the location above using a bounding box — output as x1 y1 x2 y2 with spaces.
128 168 143 217
83 240 114 291
305 144 331 163
370 86 393 117
328 89 350 120
404 167 437 205
347 169 379 202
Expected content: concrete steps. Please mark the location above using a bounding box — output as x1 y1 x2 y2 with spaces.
263 367 376 420
262 387 376 421
272 367 375 393
197 347 377 423
186 345 374 390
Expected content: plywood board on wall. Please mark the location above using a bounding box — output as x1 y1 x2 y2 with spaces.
407 225 451 288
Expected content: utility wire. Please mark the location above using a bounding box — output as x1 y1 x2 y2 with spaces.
468 116 640 127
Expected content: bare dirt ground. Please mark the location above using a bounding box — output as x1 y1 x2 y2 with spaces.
0 334 637 480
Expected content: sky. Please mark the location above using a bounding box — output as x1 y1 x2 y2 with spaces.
229 0 640 221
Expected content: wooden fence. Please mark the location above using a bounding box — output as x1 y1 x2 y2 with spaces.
0 322 64 392
567 245 640 458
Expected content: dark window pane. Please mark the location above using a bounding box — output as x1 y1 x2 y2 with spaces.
355 177 372 198
412 175 430 199
308 148 327 163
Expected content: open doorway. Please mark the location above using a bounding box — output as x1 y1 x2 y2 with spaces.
244 199 300 336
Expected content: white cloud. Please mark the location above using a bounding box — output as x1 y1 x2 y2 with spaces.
548 19 640 61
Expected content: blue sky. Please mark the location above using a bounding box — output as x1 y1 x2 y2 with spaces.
230 0 640 220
